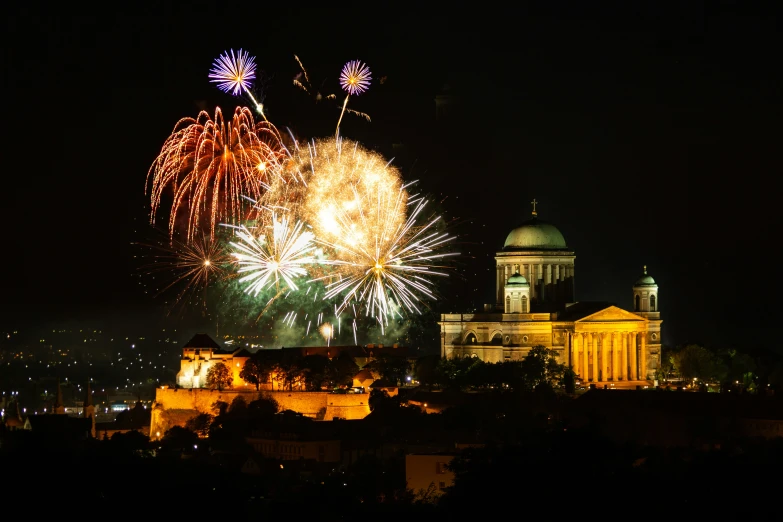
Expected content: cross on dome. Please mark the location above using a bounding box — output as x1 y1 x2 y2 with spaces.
531 198 538 216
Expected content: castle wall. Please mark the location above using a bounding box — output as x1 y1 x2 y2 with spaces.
150 388 370 439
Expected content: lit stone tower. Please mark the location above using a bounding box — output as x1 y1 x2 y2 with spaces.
633 266 659 313
632 266 663 381
495 200 575 312
504 273 531 313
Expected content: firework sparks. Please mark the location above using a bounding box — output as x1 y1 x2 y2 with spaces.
293 55 336 102
209 49 267 119
336 60 371 136
134 231 231 312
319 323 333 346
263 137 406 249
340 60 372 95
259 136 456 324
228 212 318 296
316 193 457 324
293 56 369 124
147 106 285 241
209 49 256 95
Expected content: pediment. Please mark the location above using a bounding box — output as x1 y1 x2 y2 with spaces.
575 305 645 323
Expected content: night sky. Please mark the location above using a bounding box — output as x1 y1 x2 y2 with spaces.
4 3 781 353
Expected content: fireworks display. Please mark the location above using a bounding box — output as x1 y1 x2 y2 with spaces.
318 192 456 327
228 212 318 295
139 48 456 346
209 49 256 95
293 56 370 124
209 49 267 118
336 60 371 136
339 60 372 95
147 106 285 241
134 231 231 313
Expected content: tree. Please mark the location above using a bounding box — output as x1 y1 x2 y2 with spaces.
206 362 232 391
413 354 440 389
519 345 566 391
562 366 576 394
657 345 676 383
275 357 305 390
723 349 757 391
330 351 359 387
228 395 248 414
300 354 330 390
240 350 279 390
160 425 199 452
435 356 482 390
248 395 279 417
671 344 727 384
369 388 391 411
185 412 213 437
368 354 412 386
108 430 149 453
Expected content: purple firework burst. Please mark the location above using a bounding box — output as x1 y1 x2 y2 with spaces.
339 60 372 95
209 49 257 96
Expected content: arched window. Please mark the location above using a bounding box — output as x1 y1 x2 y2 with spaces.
505 296 511 313
650 294 656 311
521 295 528 313
635 295 640 311
466 334 477 344
491 333 502 345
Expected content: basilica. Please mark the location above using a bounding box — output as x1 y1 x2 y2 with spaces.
439 201 662 385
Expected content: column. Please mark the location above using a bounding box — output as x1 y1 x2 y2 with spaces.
621 333 628 381
591 333 599 382
538 263 543 300
611 332 619 381
640 333 647 381
496 266 504 306
582 333 589 381
598 333 607 382
629 333 637 380
568 333 575 373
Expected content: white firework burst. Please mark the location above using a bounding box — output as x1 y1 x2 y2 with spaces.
229 213 317 295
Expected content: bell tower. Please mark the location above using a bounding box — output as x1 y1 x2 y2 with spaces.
633 265 659 315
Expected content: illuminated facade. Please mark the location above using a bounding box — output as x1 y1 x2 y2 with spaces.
439 202 662 383
175 333 252 388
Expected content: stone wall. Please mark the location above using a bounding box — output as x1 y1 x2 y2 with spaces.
150 388 370 439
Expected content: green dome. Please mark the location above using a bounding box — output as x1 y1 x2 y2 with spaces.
506 272 529 286
504 217 567 250
634 267 657 287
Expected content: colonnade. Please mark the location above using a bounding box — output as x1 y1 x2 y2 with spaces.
568 331 647 382
496 263 575 304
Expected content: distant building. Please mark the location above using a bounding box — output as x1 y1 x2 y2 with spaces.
95 399 151 439
406 453 458 497
175 333 415 390
283 344 412 369
1 401 31 431
440 201 662 384
23 379 95 442
176 333 253 388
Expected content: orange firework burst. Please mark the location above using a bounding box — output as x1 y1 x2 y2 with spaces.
147 106 286 241
133 230 232 313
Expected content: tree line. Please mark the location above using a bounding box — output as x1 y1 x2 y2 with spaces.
202 345 574 394
658 343 783 392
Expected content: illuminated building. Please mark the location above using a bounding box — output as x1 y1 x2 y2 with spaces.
439 201 662 384
176 333 252 388
405 453 457 497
